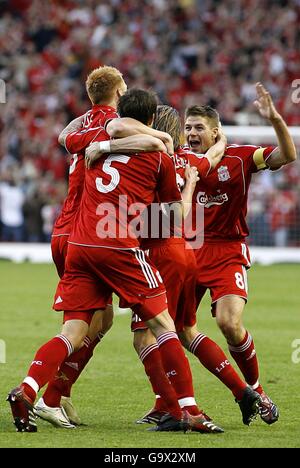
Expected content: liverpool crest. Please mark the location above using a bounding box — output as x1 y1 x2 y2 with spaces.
218 165 230 182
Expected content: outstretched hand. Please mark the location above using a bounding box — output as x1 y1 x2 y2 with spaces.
254 82 280 121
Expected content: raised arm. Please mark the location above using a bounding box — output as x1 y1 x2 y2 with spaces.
254 82 297 169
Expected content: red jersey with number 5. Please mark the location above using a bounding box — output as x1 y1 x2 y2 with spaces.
69 150 182 249
191 144 276 242
52 106 117 236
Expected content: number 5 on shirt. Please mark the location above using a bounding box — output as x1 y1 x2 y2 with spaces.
96 155 131 193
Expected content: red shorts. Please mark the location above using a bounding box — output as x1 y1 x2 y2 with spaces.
53 244 167 322
51 235 69 278
131 239 197 333
63 310 94 325
194 241 251 315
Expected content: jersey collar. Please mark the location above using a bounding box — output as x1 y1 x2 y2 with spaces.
92 104 116 113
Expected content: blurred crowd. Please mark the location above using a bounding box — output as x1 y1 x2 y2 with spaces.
248 162 300 247
0 0 299 245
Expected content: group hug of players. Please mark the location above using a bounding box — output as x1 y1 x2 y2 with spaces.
8 66 297 434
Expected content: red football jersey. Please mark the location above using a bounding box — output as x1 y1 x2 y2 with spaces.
52 105 117 236
140 147 211 248
174 146 211 187
69 149 182 249
190 144 276 242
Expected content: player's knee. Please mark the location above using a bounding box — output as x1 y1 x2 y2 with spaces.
216 314 230 333
102 318 113 335
103 306 114 332
147 310 176 337
178 331 189 350
87 307 113 341
217 316 241 341
179 325 198 350
133 329 155 355
61 321 89 351
155 309 175 329
63 333 85 352
133 332 145 355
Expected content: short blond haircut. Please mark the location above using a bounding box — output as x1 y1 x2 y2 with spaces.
86 66 125 104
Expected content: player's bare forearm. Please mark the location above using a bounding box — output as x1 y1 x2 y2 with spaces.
58 115 85 147
110 135 167 153
181 166 199 218
168 201 184 229
107 118 174 155
181 184 195 218
206 131 227 169
267 115 297 168
85 135 167 169
107 118 144 137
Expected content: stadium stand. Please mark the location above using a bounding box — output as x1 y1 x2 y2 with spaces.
0 0 299 245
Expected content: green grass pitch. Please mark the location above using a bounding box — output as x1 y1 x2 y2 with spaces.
0 260 299 448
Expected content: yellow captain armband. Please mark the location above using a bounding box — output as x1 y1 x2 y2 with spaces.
253 147 267 170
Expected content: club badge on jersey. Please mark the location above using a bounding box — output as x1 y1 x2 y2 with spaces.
217 165 231 182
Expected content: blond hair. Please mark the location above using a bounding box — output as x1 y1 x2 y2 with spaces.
86 66 125 104
153 105 181 150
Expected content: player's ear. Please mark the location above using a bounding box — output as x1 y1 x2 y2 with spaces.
117 82 127 98
212 126 219 140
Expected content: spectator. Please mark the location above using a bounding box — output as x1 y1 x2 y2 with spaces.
0 173 25 241
41 198 61 243
269 189 298 247
23 187 44 242
0 0 299 244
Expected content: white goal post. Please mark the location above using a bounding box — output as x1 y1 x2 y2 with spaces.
224 126 300 144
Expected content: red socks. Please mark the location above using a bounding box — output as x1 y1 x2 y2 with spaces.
22 335 74 402
43 335 101 407
228 331 259 388
139 343 182 420
139 344 164 397
190 333 247 400
156 332 199 417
